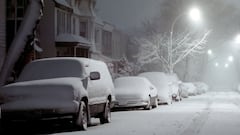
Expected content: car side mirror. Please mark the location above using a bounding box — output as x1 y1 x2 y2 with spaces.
90 72 100 80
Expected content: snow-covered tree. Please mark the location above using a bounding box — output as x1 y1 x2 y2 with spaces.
133 30 211 74
117 56 141 76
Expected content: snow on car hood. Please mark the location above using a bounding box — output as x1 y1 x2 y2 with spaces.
0 77 86 104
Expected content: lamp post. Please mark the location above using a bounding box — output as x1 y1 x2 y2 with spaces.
169 7 202 73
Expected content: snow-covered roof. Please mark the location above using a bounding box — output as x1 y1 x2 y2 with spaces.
55 0 72 8
103 22 114 32
55 33 91 45
95 17 104 25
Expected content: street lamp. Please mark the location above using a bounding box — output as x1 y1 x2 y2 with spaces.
215 62 219 67
225 63 229 68
169 7 202 73
189 7 201 22
207 49 212 55
228 55 234 62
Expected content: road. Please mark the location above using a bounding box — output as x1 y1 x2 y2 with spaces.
2 91 240 135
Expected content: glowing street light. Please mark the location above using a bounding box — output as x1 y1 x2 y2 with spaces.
225 63 229 68
189 7 201 22
207 49 212 55
215 62 219 67
228 55 234 62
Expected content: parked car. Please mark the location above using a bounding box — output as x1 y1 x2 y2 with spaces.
182 82 197 96
179 83 189 98
166 74 182 101
138 72 172 105
0 57 115 130
114 77 158 110
193 82 209 94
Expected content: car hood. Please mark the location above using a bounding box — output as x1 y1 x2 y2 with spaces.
0 77 86 104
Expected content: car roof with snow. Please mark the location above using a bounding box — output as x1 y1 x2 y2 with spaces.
114 76 155 91
18 57 105 82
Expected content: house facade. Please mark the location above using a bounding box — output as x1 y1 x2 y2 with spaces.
0 1 6 71
39 0 96 58
0 0 129 77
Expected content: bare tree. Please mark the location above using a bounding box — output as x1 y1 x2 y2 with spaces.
133 30 211 74
0 0 44 86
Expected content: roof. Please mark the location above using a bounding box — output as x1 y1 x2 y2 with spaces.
55 0 72 8
95 17 104 25
55 33 92 45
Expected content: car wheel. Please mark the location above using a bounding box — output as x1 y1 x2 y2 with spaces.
75 101 88 130
145 96 152 110
100 99 111 124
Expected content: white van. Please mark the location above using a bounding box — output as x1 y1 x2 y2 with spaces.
0 57 115 130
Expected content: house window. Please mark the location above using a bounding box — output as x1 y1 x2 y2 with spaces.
6 0 28 51
95 28 100 44
79 21 87 38
76 47 89 58
56 10 66 35
66 13 71 34
102 30 112 56
73 17 76 34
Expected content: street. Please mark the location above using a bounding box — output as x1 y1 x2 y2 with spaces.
2 91 240 135
68 91 240 135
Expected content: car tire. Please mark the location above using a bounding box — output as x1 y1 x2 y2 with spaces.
75 101 88 130
100 100 111 124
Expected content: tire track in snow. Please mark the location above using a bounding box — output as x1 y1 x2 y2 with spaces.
179 94 214 135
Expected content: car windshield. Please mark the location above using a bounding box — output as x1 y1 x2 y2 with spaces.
17 59 84 82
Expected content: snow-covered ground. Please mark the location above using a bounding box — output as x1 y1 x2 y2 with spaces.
3 91 240 135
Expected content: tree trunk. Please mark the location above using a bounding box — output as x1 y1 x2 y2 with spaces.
0 0 44 86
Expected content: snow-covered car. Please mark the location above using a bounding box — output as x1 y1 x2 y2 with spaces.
138 72 172 105
0 57 115 130
114 77 158 110
179 83 189 98
166 74 182 101
193 82 209 94
181 82 197 96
